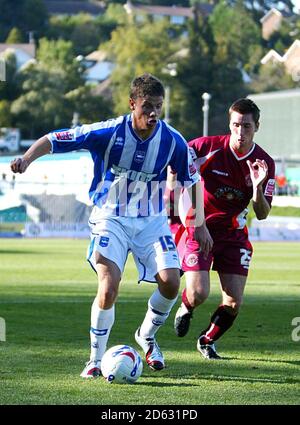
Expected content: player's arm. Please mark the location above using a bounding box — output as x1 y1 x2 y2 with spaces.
166 167 204 225
187 181 213 258
11 136 51 174
168 169 212 257
247 159 271 220
166 165 177 191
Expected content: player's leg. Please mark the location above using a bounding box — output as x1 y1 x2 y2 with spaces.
198 273 247 359
81 255 121 378
133 216 180 370
81 221 128 378
135 268 180 371
173 230 212 337
197 236 252 359
174 270 210 337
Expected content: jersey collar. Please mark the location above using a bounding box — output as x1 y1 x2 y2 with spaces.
230 143 256 161
127 114 161 144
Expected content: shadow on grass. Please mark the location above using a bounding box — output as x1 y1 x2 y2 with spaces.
0 249 47 255
240 357 300 367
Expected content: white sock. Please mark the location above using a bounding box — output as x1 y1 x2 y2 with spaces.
139 288 178 338
89 298 115 362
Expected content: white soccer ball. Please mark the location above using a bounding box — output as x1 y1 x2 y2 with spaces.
101 345 143 384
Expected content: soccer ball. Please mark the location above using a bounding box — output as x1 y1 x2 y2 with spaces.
101 345 143 384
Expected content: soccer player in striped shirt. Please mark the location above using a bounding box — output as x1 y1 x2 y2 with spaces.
170 98 275 359
11 73 206 377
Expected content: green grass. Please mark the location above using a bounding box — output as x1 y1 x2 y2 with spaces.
0 239 299 405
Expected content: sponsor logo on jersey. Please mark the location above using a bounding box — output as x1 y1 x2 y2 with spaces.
115 137 124 146
99 236 109 247
186 253 199 267
111 164 157 182
215 186 244 200
134 150 146 163
189 162 197 176
188 147 197 160
212 169 229 176
264 178 275 197
54 131 74 141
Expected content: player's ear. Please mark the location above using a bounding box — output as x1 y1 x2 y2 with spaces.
255 121 260 132
129 98 135 111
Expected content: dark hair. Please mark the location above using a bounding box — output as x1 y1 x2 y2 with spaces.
130 73 165 99
229 98 260 124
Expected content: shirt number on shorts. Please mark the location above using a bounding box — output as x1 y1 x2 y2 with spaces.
159 236 176 252
240 248 251 269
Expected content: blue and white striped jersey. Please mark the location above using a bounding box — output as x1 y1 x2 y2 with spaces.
47 114 199 218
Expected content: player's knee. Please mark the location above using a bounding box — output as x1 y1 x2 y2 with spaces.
98 287 118 308
191 286 209 305
157 270 180 298
164 279 180 298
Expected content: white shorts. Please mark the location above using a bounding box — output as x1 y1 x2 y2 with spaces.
87 215 180 283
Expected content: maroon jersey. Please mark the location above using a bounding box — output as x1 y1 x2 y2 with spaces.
188 134 275 231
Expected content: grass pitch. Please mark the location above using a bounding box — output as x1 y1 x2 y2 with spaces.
0 239 299 405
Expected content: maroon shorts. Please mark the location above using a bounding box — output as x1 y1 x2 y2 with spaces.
181 227 253 276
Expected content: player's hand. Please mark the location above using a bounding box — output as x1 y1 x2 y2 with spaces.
247 159 268 189
194 222 213 259
10 157 29 174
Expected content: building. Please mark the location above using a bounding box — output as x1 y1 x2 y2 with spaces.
249 89 300 194
249 88 300 160
81 50 115 84
261 40 300 81
0 43 36 71
260 8 284 40
43 0 104 16
123 1 213 25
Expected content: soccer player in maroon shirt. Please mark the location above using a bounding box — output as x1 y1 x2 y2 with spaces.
170 98 275 359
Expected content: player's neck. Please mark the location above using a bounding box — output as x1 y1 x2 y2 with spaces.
134 127 155 141
230 141 254 157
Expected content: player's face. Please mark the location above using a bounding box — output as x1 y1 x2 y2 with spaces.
229 111 259 154
129 95 164 139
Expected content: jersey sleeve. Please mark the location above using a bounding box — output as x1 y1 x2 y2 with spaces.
188 136 208 158
262 158 276 205
47 117 124 154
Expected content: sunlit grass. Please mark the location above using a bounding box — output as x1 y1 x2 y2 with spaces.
0 239 299 405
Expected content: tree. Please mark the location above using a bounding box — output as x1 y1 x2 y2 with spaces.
0 0 48 42
5 27 24 43
209 1 261 69
266 19 294 53
213 0 295 23
0 100 13 127
37 38 83 91
171 11 214 139
103 19 177 116
65 86 113 124
10 39 83 137
46 12 119 56
10 38 112 138
11 64 73 138
0 51 20 101
249 62 297 93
